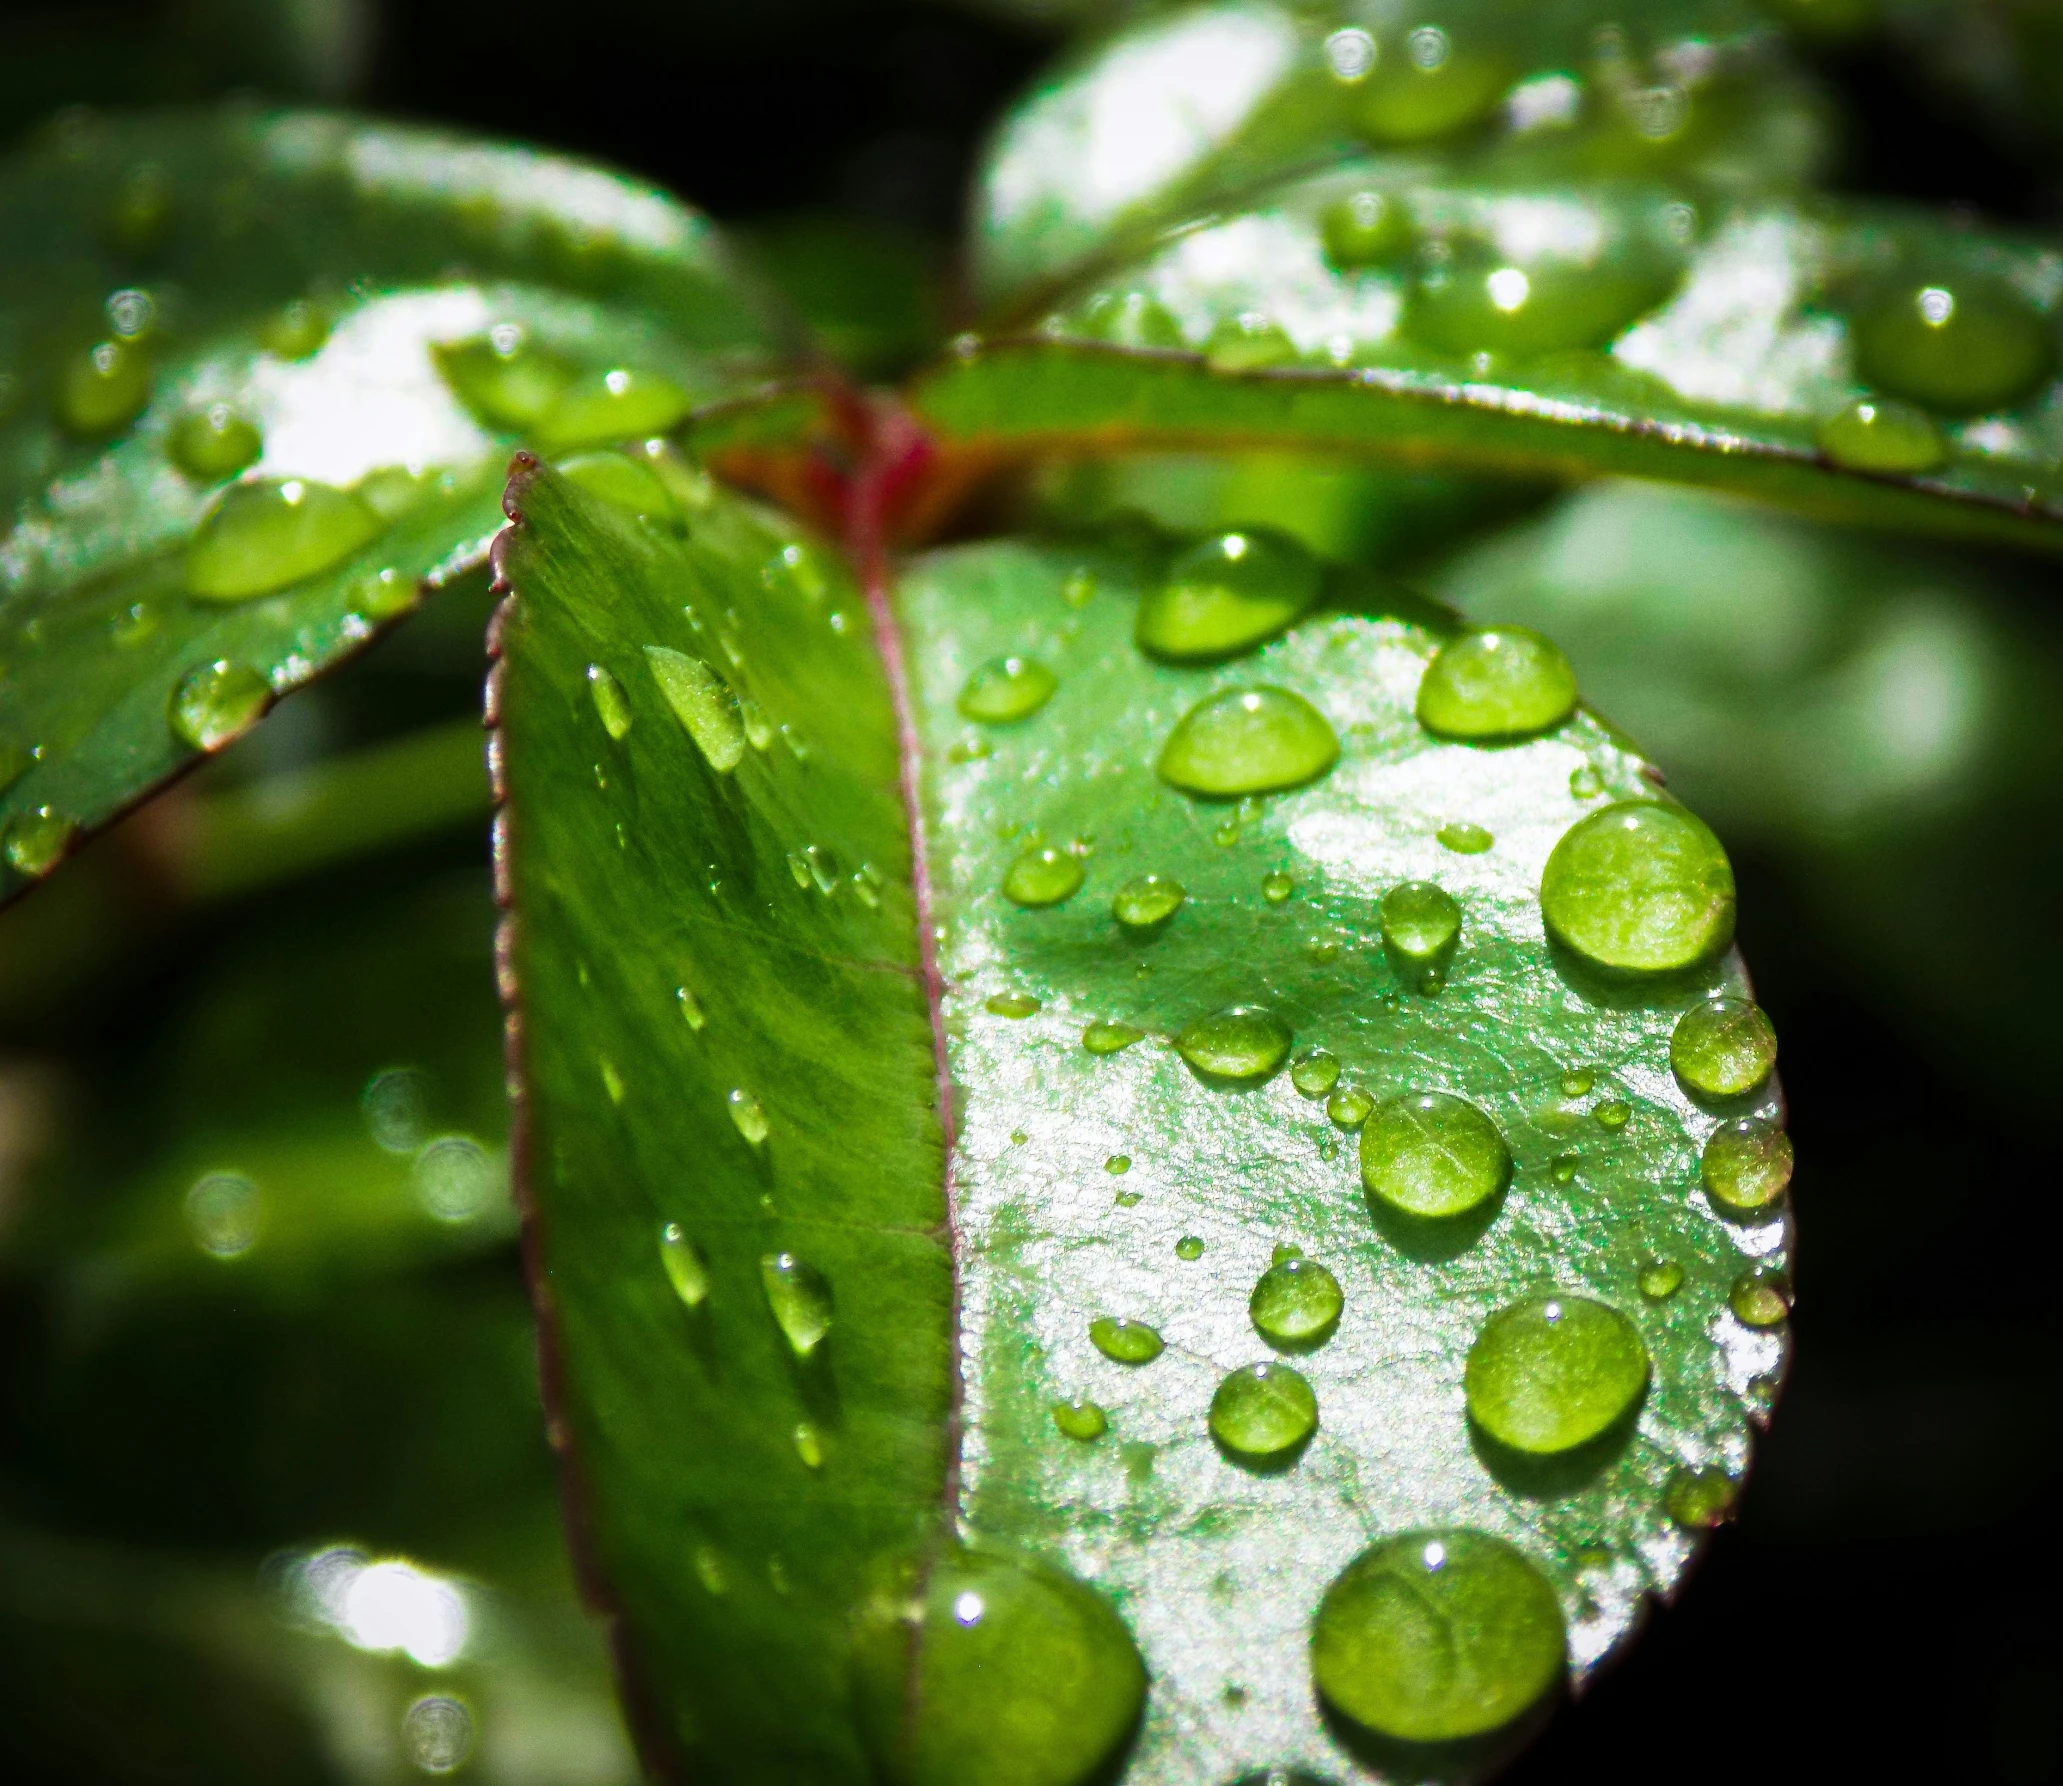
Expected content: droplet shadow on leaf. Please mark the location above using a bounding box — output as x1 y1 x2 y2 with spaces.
1466 1395 1645 1498
1544 936 1732 1012
1320 1684 1561 1785
1364 1184 1506 1262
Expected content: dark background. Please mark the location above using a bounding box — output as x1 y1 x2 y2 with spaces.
2 3 2060 1783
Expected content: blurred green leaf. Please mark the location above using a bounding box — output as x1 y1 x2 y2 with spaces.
742 214 943 381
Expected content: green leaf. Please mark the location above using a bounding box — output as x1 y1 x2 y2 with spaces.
494 466 1793 1780
921 164 2063 552
0 104 798 897
971 0 1827 310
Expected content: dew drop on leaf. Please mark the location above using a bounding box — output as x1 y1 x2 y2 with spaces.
1360 1092 1510 1219
1729 1263 1793 1328
1157 687 1339 798
1321 188 1415 268
584 664 633 738
57 338 151 436
1104 1154 1131 1176
560 450 678 519
544 366 694 448
1052 1398 1108 1442
1702 1118 1794 1215
1354 25 1513 142
1665 1466 1737 1529
1173 1006 1292 1083
659 1222 710 1308
1089 1316 1163 1364
168 403 262 480
1638 1258 1686 1300
1379 881 1461 966
1325 1084 1374 1129
1261 871 1294 903
793 1421 825 1469
1112 873 1185 929
185 479 382 602
1436 819 1494 854
1817 397 1948 473
760 1253 833 1357
1594 1098 1631 1131
958 656 1058 723
645 646 746 773
1135 529 1321 663
1174 1235 1205 1261
1003 846 1084 907
432 329 577 429
1671 997 1777 1099
1082 1020 1143 1055
1209 1362 1317 1461
1289 1049 1340 1099
1852 276 2056 416
260 298 331 360
1539 799 1735 973
1569 763 1604 799
986 991 1042 1019
727 1088 769 1146
1415 627 1578 740
3 807 78 878
1312 1530 1564 1743
1464 1294 1650 1454
1249 1256 1343 1349
168 658 270 752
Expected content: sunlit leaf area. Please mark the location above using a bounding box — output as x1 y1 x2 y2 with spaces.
2 4 2062 1785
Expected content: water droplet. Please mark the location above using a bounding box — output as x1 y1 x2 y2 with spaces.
1409 248 1677 360
57 338 151 436
1052 1397 1108 1441
1436 819 1494 854
1818 397 1948 473
1594 1098 1631 1131
1416 627 1578 740
787 853 812 891
1465 1294 1649 1454
1551 1152 1580 1184
1559 1068 1595 1097
1070 289 1187 348
1322 188 1414 268
986 991 1041 1019
1105 1154 1131 1176
261 298 331 360
1250 1256 1344 1348
1158 687 1338 798
1638 1258 1685 1300
1854 276 2056 416
559 449 678 518
362 1068 431 1153
671 986 706 1034
168 659 270 752
1102 871 1181 932
850 1545 1146 1786
349 565 415 619
414 1135 499 1222
185 478 381 602
728 1088 769 1146
168 404 261 480
3 807 77 878
185 1170 261 1258
1361 1092 1510 1220
1671 997 1777 1099
659 1222 710 1308
1003 847 1084 907
1380 881 1461 969
1313 1530 1564 1743
1326 1084 1374 1129
959 657 1057 723
1136 529 1322 663
433 330 577 429
402 1696 473 1774
805 844 842 896
793 1421 826 1469
1665 1465 1737 1529
1209 1362 1317 1461
1291 1049 1341 1098
1083 1020 1143 1054
1729 1263 1792 1328
544 366 693 448
693 1546 728 1594
1540 799 1735 973
1174 1006 1292 1083
1703 1118 1794 1215
1090 1316 1162 1363
1204 311 1298 372
645 646 745 773
1174 1235 1205 1261
1569 763 1604 799
761 1253 833 1356
1261 871 1296 904
111 602 157 647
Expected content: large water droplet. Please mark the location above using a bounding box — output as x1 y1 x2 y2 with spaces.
1702 1118 1794 1215
1539 800 1735 974
1290 1049 1340 1098
1818 398 1948 474
1465 1294 1650 1454
1380 881 1461 974
1158 687 1338 798
1089 1316 1163 1364
1354 27 1513 142
1112 873 1185 930
1416 627 1578 740
646 646 746 773
728 1088 769 1146
1853 276 2056 416
1671 997 1777 1099
659 1222 710 1308
544 366 694 447
1136 530 1321 663
1360 1092 1510 1219
1052 1397 1108 1441
1322 188 1415 269
1409 248 1676 360
1250 1256 1343 1349
761 1253 833 1356
168 404 262 480
3 807 78 878
433 330 577 429
186 479 381 602
58 339 151 436
1174 1006 1292 1084
850 1545 1146 1786
959 657 1057 723
1003 847 1084 908
1209 1362 1317 1461
586 664 633 739
169 659 270 751
1312 1530 1565 1743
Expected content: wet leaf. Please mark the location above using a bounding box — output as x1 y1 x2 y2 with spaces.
493 466 1792 1781
0 105 798 899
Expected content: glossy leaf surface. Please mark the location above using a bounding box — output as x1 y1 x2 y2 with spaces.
0 105 796 895
495 467 1793 1780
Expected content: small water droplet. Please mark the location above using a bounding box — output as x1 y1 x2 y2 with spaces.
1250 1255 1343 1348
586 664 633 739
1854 276 2055 416
186 479 382 601
1105 1154 1131 1175
1313 1530 1564 1743
600 1061 626 1105
1671 997 1778 1099
1666 1464 1737 1529
1594 1098 1631 1131
787 853 812 891
1003 847 1083 907
1083 1020 1142 1054
793 1421 826 1469
1209 1362 1317 1460
168 403 262 480
261 298 331 360
1290 1049 1340 1098
414 1135 499 1221
1416 627 1577 740
110 602 157 647
1070 288 1188 348
3 807 77 878
1052 1397 1109 1441
168 658 270 752
57 338 151 436
1322 188 1415 268
1638 1258 1685 1300
659 1222 710 1308
1174 1006 1292 1083
1551 1151 1580 1184
676 987 706 1031
433 328 576 428
1380 881 1461 972
805 844 841 896
645 646 746 773
185 1170 261 1258
986 991 1041 1019
1818 397 1949 473
1137 529 1321 663
728 1088 769 1146
1174 1235 1205 1261
1559 1068 1596 1097
1158 687 1338 798
544 366 693 448
959 656 1057 723
761 1253 833 1356
1465 1294 1649 1454
1326 1084 1374 1129
1703 1118 1794 1215
1261 871 1295 904
1110 872 1185 930
1569 763 1605 799
557 449 680 518
1090 1316 1163 1363
1730 1263 1792 1328
1360 1092 1510 1219
693 1545 728 1594
1436 819 1494 854
402 1696 473 1774
362 1068 431 1153
1540 799 1734 973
